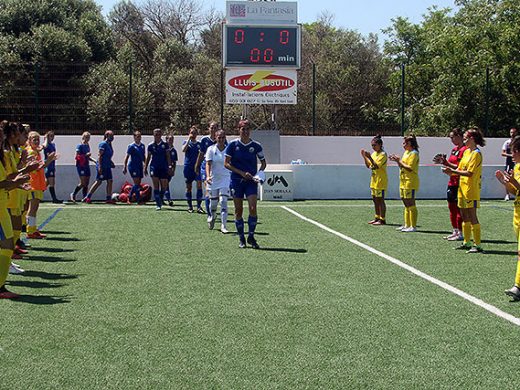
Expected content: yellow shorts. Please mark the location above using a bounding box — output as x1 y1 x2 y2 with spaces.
371 189 385 198
19 190 29 209
457 192 479 209
0 208 13 240
7 208 21 217
6 189 19 210
400 188 416 200
29 190 44 201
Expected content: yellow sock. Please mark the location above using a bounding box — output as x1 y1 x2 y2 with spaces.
472 224 481 246
462 222 472 245
379 216 385 221
27 225 37 234
404 207 410 227
410 206 418 227
13 229 21 246
0 248 13 286
375 214 380 220
515 259 520 287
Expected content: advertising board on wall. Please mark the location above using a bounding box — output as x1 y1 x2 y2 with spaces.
226 1 297 24
260 170 294 201
226 69 297 105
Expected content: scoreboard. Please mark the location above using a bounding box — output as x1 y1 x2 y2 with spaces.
223 25 301 68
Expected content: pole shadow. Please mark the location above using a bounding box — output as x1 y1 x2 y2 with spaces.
24 255 76 263
6 280 65 289
29 247 76 253
21 270 80 280
13 294 72 305
44 237 81 242
481 249 517 256
39 230 71 235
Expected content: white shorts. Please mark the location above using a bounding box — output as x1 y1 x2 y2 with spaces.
209 187 230 198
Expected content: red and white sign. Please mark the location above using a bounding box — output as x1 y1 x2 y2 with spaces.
225 69 297 105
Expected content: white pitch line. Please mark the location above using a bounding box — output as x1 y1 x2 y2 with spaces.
281 206 520 327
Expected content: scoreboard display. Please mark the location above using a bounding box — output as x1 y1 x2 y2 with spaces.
223 25 301 68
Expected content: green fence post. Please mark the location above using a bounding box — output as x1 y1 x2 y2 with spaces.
34 63 40 132
129 62 133 133
401 63 405 136
485 66 490 136
312 63 316 136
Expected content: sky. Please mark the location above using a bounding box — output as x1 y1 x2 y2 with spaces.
96 0 457 37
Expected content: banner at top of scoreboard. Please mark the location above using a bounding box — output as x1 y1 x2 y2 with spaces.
226 1 297 25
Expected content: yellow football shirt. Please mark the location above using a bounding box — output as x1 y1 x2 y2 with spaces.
513 164 520 228
0 159 9 203
370 151 388 190
399 150 419 190
458 148 482 201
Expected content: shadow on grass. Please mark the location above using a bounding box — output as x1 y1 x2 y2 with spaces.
14 294 72 305
25 255 76 263
258 247 308 253
481 239 516 244
7 280 65 289
21 270 80 280
40 230 71 235
44 237 81 242
481 249 517 256
415 229 450 235
29 247 76 253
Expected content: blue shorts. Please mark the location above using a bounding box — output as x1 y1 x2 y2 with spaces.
77 166 91 177
230 178 258 199
184 166 201 183
150 166 169 180
96 167 113 181
45 168 55 178
128 165 143 179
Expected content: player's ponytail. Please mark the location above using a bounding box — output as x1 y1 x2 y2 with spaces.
372 134 383 148
466 127 486 147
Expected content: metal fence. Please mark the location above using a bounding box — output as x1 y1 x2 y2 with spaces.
0 62 403 136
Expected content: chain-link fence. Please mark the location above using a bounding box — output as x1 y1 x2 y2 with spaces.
1 62 508 137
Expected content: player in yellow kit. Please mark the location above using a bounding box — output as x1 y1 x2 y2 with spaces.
0 121 31 299
390 135 420 232
361 135 387 225
495 135 520 299
442 128 485 253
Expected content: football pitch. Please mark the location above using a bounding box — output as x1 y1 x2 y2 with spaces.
3 200 520 389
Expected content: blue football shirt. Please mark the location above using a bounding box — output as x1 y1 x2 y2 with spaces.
225 139 265 181
183 140 200 167
127 143 145 169
147 141 169 169
98 141 113 168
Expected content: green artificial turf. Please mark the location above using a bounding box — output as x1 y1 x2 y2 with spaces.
2 200 520 389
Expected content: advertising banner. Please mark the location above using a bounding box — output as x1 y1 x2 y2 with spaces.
226 69 297 105
226 1 297 24
260 170 294 201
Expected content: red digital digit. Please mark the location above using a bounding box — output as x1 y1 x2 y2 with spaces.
250 48 261 63
280 30 289 45
234 29 244 44
264 48 273 63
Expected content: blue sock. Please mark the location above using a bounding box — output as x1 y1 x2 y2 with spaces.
133 185 140 202
154 190 161 208
106 195 111 201
205 196 211 216
248 216 258 237
235 218 245 240
165 189 171 201
186 192 193 209
159 190 165 204
86 192 92 199
196 189 203 208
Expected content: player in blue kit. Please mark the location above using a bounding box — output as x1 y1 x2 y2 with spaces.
195 121 218 216
84 130 116 204
123 130 145 204
182 126 203 213
164 133 178 206
42 130 62 203
145 128 173 210
224 119 266 249
70 131 95 202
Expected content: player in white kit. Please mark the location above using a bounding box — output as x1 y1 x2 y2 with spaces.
205 130 231 233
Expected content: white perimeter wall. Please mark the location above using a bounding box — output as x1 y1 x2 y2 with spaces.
43 135 510 200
